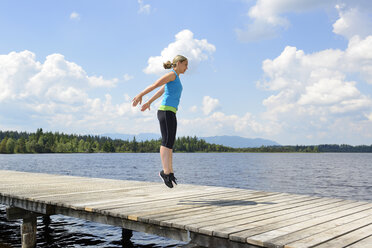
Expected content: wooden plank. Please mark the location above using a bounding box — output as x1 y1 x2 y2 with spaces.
3 186 160 208
28 184 235 215
34 184 177 204
6 207 43 220
169 194 315 230
284 217 372 248
0 171 96 185
145 193 306 226
346 235 372 248
146 192 287 220
133 193 293 227
30 185 234 210
0 178 94 187
134 192 282 224
0 195 56 215
75 190 237 211
228 201 370 243
243 204 372 246
88 188 242 212
188 232 260 248
35 183 237 201
0 181 159 200
2 173 164 197
97 191 244 217
196 198 345 237
81 187 241 210
210 199 360 239
108 190 270 221
140 193 296 224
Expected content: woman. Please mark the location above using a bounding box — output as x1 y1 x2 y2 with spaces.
132 55 188 188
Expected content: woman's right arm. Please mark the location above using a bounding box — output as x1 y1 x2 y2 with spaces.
140 85 165 111
132 72 176 107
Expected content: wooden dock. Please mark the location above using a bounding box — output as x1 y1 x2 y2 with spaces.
0 169 371 248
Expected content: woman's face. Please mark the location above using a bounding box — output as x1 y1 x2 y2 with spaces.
178 60 188 74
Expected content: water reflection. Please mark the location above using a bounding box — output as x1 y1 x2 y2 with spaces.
0 205 181 248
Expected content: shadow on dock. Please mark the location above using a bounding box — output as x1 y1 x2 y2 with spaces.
177 199 277 206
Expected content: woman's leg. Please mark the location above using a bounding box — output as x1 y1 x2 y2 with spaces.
168 113 176 174
160 145 172 174
169 148 173 173
158 110 176 175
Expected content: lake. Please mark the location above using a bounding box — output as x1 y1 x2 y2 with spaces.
0 153 371 247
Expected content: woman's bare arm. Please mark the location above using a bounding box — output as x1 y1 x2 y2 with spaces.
141 85 165 111
132 72 175 107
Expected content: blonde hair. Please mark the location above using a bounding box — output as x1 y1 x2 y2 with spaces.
163 55 188 69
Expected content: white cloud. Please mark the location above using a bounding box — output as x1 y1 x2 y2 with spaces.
123 73 134 81
70 12 80 20
0 51 41 101
176 96 279 139
138 0 151 14
89 76 119 88
235 1 372 142
189 105 198 113
257 33 372 144
178 111 278 138
333 4 372 39
144 29 216 75
236 20 280 42
237 1 372 42
297 78 359 105
202 96 220 115
366 113 372 121
0 50 151 135
237 0 327 42
346 36 372 83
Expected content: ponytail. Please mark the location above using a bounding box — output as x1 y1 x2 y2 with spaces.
163 61 173 69
163 55 188 70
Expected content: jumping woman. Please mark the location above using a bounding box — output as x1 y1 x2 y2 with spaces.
132 55 188 188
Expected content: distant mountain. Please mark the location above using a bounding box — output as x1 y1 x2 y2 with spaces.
101 133 280 148
201 135 280 148
101 133 160 141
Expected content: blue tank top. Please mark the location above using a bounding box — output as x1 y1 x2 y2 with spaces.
161 69 183 110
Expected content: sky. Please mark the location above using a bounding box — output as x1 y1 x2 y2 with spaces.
1 0 372 145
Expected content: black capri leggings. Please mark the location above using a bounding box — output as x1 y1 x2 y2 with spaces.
157 110 177 149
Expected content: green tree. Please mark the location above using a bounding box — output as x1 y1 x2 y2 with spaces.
103 141 115 152
78 139 85 152
15 137 26 153
35 128 43 141
0 138 8 153
26 140 37 153
92 141 100 152
131 137 138 152
6 138 16 154
84 141 94 153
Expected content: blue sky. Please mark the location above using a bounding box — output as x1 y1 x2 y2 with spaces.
1 0 372 145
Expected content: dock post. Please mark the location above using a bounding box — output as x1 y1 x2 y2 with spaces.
21 214 37 248
6 207 38 248
122 228 133 242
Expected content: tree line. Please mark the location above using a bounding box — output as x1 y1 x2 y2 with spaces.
1 129 372 154
0 129 232 154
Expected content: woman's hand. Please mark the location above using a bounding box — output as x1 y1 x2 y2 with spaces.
132 95 142 107
141 102 151 111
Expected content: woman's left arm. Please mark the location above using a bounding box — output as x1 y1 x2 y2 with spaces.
132 72 175 107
